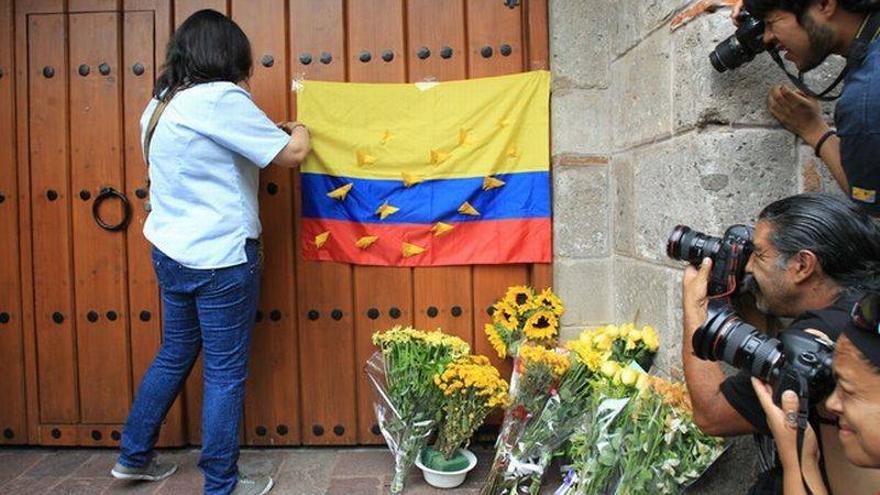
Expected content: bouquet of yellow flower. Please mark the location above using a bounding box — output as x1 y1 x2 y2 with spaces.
366 326 470 494
558 374 727 495
481 343 589 495
419 355 510 473
484 286 565 359
576 323 660 371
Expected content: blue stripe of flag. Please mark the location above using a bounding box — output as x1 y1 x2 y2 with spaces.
301 171 551 224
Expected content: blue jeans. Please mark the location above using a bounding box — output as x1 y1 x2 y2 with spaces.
119 240 261 495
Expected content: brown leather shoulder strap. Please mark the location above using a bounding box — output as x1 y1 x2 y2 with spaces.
143 98 171 166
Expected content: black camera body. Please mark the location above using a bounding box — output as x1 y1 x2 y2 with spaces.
667 224 754 298
710 10 769 73
695 302 836 406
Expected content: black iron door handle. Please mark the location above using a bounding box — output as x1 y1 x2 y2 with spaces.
92 187 132 232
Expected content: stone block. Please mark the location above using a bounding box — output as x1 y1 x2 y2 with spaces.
613 256 678 340
630 129 797 266
612 27 673 148
550 0 611 89
553 159 610 258
551 88 611 155
613 0 692 57
611 152 635 256
554 258 613 327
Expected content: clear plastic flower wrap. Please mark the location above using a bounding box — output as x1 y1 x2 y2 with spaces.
366 327 470 494
481 344 592 495
365 352 435 494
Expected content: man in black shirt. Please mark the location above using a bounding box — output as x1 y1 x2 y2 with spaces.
681 193 880 494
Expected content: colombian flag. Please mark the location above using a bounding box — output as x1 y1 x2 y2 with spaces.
297 70 551 266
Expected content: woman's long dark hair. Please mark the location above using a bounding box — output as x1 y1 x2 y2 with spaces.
154 9 253 101
759 193 880 292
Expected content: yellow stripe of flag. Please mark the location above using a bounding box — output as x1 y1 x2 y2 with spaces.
297 71 550 180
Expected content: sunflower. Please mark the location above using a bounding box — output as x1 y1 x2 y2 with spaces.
534 288 564 316
491 300 520 332
484 323 508 359
523 310 558 342
503 285 534 312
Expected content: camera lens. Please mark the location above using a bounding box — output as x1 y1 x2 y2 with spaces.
710 36 750 73
667 225 723 266
694 303 783 381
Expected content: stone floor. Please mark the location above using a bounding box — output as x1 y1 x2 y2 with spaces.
0 445 562 495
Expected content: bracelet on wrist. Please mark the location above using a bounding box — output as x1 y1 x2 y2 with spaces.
814 129 836 157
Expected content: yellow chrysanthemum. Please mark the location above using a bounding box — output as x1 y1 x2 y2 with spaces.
565 339 607 372
484 323 508 359
519 345 570 377
523 310 558 342
434 355 509 409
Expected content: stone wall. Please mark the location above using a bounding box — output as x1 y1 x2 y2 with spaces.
549 0 842 491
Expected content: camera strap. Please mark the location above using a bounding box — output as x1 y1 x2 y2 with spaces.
769 11 880 101
795 393 815 495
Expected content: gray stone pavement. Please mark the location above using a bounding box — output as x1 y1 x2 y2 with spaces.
0 445 564 495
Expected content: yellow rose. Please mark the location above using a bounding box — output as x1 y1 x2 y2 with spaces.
619 367 639 386
600 360 621 378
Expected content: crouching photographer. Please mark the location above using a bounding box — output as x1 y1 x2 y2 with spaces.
752 292 880 495
676 193 880 494
720 0 880 215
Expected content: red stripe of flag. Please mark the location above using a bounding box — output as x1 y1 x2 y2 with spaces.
302 218 552 266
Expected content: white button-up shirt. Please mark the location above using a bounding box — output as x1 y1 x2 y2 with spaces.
140 82 289 269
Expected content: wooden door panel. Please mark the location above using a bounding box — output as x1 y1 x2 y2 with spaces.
28 14 80 425
0 0 27 445
291 0 358 446
174 0 226 27
233 0 302 446
466 0 524 78
68 12 132 424
407 0 474 348
466 1 529 380
347 0 414 446
122 8 186 446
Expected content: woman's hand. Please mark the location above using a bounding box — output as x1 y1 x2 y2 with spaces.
271 121 311 168
751 378 827 495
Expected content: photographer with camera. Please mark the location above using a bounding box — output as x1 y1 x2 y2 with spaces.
721 0 880 216
678 193 880 494
752 292 880 494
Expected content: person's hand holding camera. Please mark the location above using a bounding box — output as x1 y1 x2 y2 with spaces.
682 257 713 339
730 0 744 25
752 377 827 495
768 85 829 147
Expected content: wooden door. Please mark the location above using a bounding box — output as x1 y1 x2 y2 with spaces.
15 0 184 447
0 0 27 446
10 0 549 447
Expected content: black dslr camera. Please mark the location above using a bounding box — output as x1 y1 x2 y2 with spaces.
695 302 836 406
667 225 754 298
710 10 769 73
